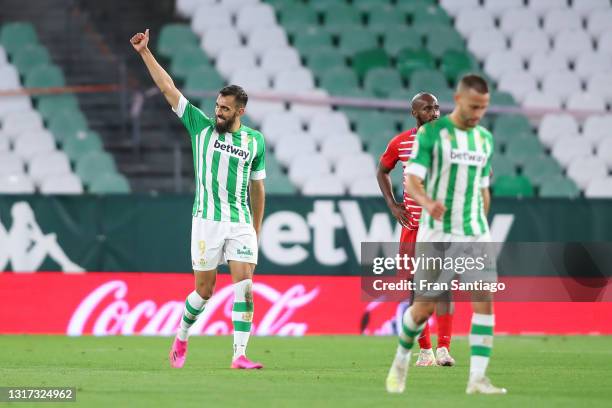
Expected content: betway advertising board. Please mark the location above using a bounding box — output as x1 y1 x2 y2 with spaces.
1 196 611 274
2 273 611 336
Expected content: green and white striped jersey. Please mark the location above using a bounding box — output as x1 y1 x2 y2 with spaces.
405 115 493 236
173 95 266 224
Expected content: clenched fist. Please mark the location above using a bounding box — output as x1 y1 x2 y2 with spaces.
424 199 446 221
130 29 149 53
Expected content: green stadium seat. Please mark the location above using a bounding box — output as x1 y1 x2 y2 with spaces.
401 115 417 131
411 6 452 25
382 27 422 57
323 5 362 27
505 147 546 167
49 109 89 143
170 46 211 80
440 50 477 83
479 115 494 131
493 175 534 198
198 96 217 116
367 135 393 159
293 30 333 56
491 155 517 178
0 22 38 56
538 176 581 198
522 157 564 187
493 114 533 140
490 91 517 107
51 108 88 129
337 88 372 99
397 0 438 18
364 68 404 98
319 67 359 96
397 49 436 80
284 20 319 36
412 22 452 39
409 69 449 94
89 173 131 194
75 152 117 185
157 24 198 59
184 66 225 94
338 28 378 56
12 45 50 77
354 111 397 141
265 173 298 194
367 8 406 33
25 64 65 88
36 94 79 120
425 29 465 58
420 88 453 106
354 0 392 12
352 48 390 79
62 130 103 162
279 3 318 27
506 136 545 155
382 111 406 130
266 0 300 10
388 88 415 101
308 0 347 12
308 48 346 75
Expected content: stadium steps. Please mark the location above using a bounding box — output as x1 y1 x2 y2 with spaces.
78 0 201 193
3 0 196 193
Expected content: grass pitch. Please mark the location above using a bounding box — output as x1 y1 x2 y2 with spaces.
1 335 610 408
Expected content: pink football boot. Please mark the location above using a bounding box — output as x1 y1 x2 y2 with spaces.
231 355 263 369
169 337 188 368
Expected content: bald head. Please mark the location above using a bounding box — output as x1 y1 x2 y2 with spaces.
411 92 440 127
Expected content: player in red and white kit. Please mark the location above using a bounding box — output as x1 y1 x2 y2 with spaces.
376 92 455 367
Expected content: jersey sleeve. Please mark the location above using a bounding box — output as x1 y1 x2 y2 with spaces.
404 125 434 179
480 132 494 188
379 135 400 169
172 93 214 139
250 132 266 180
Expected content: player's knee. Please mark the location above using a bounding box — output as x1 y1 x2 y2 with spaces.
411 301 435 323
195 281 215 300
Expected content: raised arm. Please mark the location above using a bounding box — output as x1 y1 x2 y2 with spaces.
130 29 181 110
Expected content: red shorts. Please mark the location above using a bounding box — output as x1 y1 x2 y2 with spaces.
400 227 418 245
398 227 418 276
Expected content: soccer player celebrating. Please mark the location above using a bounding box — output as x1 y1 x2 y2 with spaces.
131 29 266 369
385 75 506 394
377 92 455 367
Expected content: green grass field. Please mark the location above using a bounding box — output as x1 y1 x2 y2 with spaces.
1 335 610 408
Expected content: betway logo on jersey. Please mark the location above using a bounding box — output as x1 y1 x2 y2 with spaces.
213 139 250 160
449 149 487 167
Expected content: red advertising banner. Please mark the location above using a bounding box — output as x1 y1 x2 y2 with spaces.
1 272 611 335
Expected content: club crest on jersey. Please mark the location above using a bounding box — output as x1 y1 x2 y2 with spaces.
213 139 250 160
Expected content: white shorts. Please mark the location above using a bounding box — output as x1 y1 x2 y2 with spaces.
191 217 258 271
416 225 492 243
414 226 497 298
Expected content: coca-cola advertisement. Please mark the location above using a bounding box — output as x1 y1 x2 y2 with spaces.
1 272 611 335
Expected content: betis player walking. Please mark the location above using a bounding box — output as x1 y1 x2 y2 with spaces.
377 92 455 367
131 29 265 369
385 75 506 394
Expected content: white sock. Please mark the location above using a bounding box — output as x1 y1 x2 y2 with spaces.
177 290 206 341
232 279 254 359
469 313 495 381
